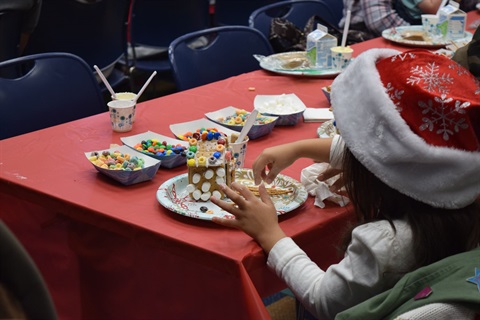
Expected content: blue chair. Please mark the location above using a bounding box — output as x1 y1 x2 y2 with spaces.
0 220 57 319
168 26 274 91
213 0 280 26
249 0 343 40
23 0 131 94
0 53 105 140
128 0 211 77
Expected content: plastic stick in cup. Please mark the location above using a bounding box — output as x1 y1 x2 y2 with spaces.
135 71 157 102
93 65 116 99
237 109 258 143
341 9 351 47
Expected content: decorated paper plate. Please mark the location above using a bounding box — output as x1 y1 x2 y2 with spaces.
382 26 472 48
254 52 342 78
156 168 308 221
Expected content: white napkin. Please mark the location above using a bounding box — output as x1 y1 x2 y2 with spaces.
303 108 334 122
300 163 349 208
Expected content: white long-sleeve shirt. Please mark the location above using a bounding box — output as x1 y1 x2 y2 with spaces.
267 219 415 320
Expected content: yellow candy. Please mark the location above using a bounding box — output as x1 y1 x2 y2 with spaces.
198 156 206 165
187 159 196 166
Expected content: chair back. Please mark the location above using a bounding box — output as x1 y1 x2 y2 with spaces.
23 0 130 90
0 10 24 77
213 0 279 26
0 53 105 140
0 221 57 319
129 0 211 73
249 0 343 40
168 26 273 91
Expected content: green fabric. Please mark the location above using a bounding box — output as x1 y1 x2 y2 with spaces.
335 248 480 320
453 25 480 80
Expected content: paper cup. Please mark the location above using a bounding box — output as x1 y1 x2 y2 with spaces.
113 92 137 122
421 14 440 36
108 100 135 132
330 46 353 71
229 136 249 168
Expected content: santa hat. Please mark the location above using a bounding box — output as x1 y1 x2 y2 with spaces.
331 48 480 209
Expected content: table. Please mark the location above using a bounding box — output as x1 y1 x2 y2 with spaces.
1 10 478 320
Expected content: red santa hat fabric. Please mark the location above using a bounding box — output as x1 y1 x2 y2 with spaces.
331 48 480 209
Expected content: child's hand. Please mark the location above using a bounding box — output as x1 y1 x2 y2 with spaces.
211 182 287 253
252 145 297 185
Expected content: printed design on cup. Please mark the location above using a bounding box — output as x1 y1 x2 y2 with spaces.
330 46 353 71
232 143 247 167
110 108 133 131
107 99 135 132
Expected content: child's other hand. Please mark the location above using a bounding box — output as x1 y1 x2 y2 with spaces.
211 182 287 253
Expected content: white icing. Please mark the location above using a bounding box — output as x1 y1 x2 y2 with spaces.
192 173 201 184
186 184 196 193
200 192 211 201
216 176 226 185
216 167 226 177
212 190 222 199
205 169 214 179
201 181 211 192
193 189 202 200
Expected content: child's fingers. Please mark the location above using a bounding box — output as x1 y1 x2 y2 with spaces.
211 216 239 229
258 183 274 206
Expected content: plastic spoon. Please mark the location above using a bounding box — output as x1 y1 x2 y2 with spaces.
135 71 157 102
236 109 259 143
341 9 351 48
93 65 116 99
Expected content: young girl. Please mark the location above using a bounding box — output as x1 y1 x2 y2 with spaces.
210 48 480 319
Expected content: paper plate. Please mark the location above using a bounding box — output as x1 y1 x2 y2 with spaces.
156 168 308 221
255 52 342 78
382 26 473 48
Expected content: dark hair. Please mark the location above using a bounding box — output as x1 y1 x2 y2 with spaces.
339 147 480 269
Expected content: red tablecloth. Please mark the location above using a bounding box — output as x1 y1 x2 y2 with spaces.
1 11 478 320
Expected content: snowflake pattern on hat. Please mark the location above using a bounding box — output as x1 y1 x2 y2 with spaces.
377 50 480 151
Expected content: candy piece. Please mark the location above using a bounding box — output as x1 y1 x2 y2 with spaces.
201 181 211 192
193 189 202 200
186 184 196 193
200 206 208 213
200 192 211 201
212 190 222 199
192 173 201 184
205 169 214 179
198 156 206 165
216 168 225 177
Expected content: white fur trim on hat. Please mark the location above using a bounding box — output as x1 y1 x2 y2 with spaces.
331 49 480 209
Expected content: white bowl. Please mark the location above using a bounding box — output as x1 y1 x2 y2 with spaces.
85 145 161 185
254 93 306 126
204 106 278 139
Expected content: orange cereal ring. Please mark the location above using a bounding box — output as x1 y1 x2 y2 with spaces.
235 116 243 124
189 138 197 146
201 132 208 141
216 144 225 152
